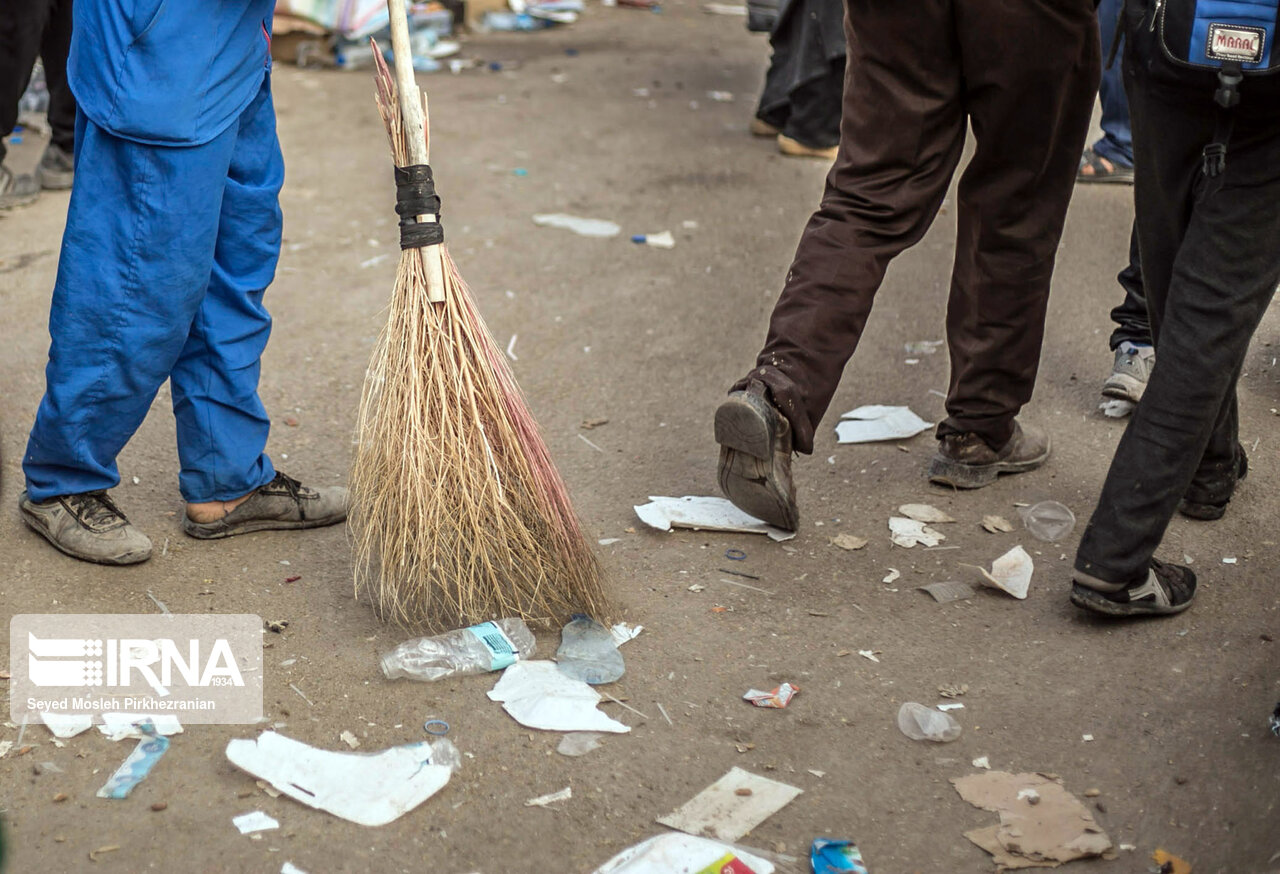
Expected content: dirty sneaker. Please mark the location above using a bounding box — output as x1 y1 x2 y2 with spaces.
19 490 153 565
36 142 74 190
182 472 348 540
0 163 40 209
1101 342 1154 404
927 420 1050 489
776 134 838 161
715 381 798 530
1069 559 1196 618
1179 442 1248 521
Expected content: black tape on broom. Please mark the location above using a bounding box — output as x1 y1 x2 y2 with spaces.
394 164 444 249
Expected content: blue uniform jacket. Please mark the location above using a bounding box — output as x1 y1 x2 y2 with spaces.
69 0 275 146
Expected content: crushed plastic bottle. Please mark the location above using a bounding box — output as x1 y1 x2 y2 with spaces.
897 702 962 742
1021 500 1076 542
380 618 536 682
555 615 624 684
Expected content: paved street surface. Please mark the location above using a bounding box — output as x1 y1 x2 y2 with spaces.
1 4 1277 872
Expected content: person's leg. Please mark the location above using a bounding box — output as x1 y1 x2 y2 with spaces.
779 56 845 151
1091 0 1132 169
37 0 76 189
753 0 798 133
0 0 48 206
1100 221 1154 407
937 0 1099 449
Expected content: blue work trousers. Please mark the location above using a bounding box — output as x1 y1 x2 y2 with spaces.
24 76 282 503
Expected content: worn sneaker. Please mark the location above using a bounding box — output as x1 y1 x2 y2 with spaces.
183 472 348 539
0 163 40 209
1179 442 1248 521
927 420 1050 489
1069 559 1196 618
750 117 781 137
776 134 838 161
36 142 74 190
1101 342 1154 404
19 490 152 565
715 381 799 530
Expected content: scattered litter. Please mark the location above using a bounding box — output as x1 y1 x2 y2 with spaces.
1017 787 1041 805
579 433 606 452
1082 734 1094 742
381 618 536 681
857 651 880 663
897 702 961 742
602 691 650 721
688 584 707 593
808 769 825 778
233 811 280 835
981 515 1015 534
423 719 450 736
835 405 932 443
702 2 749 13
725 548 747 561
972 756 991 769
707 90 734 101
634 496 796 541
656 767 803 843
743 683 799 709
556 615 625 684
226 731 458 826
830 534 868 551
88 845 121 862
0 742 11 758
1020 501 1076 542
898 504 954 523
719 567 760 579
1100 398 1135 418
952 771 1113 869
340 730 361 749
581 417 610 429
1152 849 1192 873
882 569 900 584
811 838 869 874
290 683 315 707
557 732 604 757
266 619 290 633
917 581 975 603
97 722 169 799
904 339 944 356
599 538 622 546
98 714 183 741
594 834 774 874
611 623 644 646
526 786 573 807
532 213 620 238
281 863 309 874
888 517 945 548
1223 557 1238 565
42 713 93 739
937 702 964 712
145 591 171 614
506 334 519 361
967 545 1034 599
631 231 675 248
939 683 969 698
487 661 630 733
1270 701 1280 736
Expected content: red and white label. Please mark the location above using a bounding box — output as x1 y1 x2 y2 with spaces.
1207 24 1265 63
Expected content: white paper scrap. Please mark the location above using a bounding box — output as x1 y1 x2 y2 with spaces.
487 661 630 734
98 713 183 741
656 767 802 843
634 496 796 542
532 213 621 238
233 811 279 835
594 834 774 874
281 863 310 874
226 732 453 827
42 712 93 739
835 405 932 443
889 517 945 548
971 545 1034 599
525 786 572 807
610 623 643 647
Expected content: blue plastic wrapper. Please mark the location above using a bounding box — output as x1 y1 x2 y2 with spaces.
811 838 869 874
97 720 170 799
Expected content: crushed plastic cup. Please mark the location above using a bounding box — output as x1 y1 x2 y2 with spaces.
556 615 625 684
897 702 961 742
1021 500 1076 542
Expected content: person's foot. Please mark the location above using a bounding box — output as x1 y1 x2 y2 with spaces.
182 472 348 539
0 163 40 209
927 420 1050 489
1077 147 1135 184
750 117 781 137
18 490 153 565
1069 559 1196 618
1101 341 1154 403
776 134 838 161
715 381 799 530
36 142 73 190
1179 442 1248 521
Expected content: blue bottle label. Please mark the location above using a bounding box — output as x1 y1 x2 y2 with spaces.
466 621 519 671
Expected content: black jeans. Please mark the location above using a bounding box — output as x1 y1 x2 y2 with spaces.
0 0 75 165
1075 2 1280 584
1108 221 1150 350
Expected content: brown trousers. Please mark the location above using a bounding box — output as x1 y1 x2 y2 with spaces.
735 0 1100 454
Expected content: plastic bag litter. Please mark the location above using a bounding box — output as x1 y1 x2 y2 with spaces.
487 660 630 733
897 702 961 742
1020 500 1076 542
556 615 625 685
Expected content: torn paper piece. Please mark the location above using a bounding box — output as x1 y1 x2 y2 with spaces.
889 517 945 548
981 515 1015 533
634 496 796 542
898 504 955 523
970 545 1034 599
233 811 280 835
281 864 309 874
743 683 799 709
98 713 183 741
835 406 932 443
226 732 454 826
532 213 621 238
917 581 975 603
339 730 360 749
525 786 572 807
972 756 991 769
657 767 803 843
904 339 944 355
0 741 11 758
830 533 868 550
952 771 1112 869
42 713 93 739
857 650 880 663
882 569 901 584
594 834 774 874
487 660 630 734
97 725 169 799
610 623 643 647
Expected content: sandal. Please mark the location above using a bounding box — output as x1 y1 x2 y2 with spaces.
1077 147 1135 185
1069 559 1196 618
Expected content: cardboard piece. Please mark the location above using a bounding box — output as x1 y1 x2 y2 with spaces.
657 767 802 843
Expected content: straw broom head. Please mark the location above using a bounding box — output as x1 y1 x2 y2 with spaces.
350 48 608 630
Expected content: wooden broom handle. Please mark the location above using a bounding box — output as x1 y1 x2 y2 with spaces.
387 0 447 303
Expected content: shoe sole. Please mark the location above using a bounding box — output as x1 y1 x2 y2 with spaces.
38 171 73 190
0 191 40 210
1101 373 1145 403
926 444 1050 489
183 512 348 540
1069 580 1193 617
717 447 797 531
19 505 152 566
714 395 773 459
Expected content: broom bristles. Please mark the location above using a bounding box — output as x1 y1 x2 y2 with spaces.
350 50 607 630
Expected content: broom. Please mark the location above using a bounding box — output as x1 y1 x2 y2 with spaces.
350 2 607 629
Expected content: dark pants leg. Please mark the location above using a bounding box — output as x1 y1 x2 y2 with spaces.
734 0 1099 454
0 0 50 164
781 58 845 150
41 0 75 155
1074 30 1280 583
1107 221 1150 349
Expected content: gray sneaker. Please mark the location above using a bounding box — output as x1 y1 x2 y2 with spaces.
0 163 40 209
36 142 74 190
183 472 348 540
1102 343 1154 403
19 490 153 565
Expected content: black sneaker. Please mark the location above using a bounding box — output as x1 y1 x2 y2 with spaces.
19 490 152 565
1069 559 1196 618
183 472 348 540
36 142 74 190
714 381 798 530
